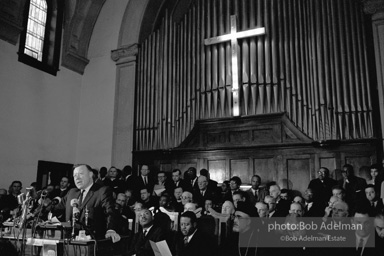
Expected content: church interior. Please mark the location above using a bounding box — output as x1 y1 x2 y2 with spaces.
1 0 384 255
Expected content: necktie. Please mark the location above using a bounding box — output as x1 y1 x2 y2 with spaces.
143 229 147 236
357 238 364 256
78 190 84 206
144 177 147 186
201 190 204 196
184 236 189 246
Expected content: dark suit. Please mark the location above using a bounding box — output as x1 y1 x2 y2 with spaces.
134 176 155 196
124 174 136 191
308 177 337 204
245 188 268 206
169 179 191 194
303 201 326 217
193 188 218 207
54 183 117 239
59 187 70 198
338 176 367 208
128 225 168 256
273 198 290 217
103 177 125 195
174 229 216 256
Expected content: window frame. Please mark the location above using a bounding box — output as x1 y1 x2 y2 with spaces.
18 0 64 76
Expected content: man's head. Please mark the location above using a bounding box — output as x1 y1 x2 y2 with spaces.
332 186 346 201
365 185 376 202
60 176 70 190
303 188 314 203
232 202 257 233
172 169 182 183
99 167 107 179
328 196 340 207
293 196 304 205
251 175 261 190
186 167 197 180
232 191 246 208
280 189 290 201
184 202 197 212
0 188 7 199
181 191 193 205
331 201 349 219
174 187 183 201
180 211 197 236
140 165 150 177
342 164 354 178
374 214 384 238
221 200 235 215
116 193 126 207
125 189 133 201
256 202 269 218
122 165 132 177
73 164 94 190
139 209 154 228
264 195 276 212
199 169 210 180
108 167 118 179
229 176 242 191
289 202 303 217
204 199 213 211
269 184 281 199
197 175 208 191
157 171 167 184
159 194 170 207
352 208 373 238
318 167 330 180
133 202 143 212
140 188 150 202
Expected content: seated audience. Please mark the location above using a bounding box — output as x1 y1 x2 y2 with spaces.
140 188 158 209
303 188 325 217
308 167 337 205
223 176 242 202
338 164 366 209
269 184 290 217
193 175 218 208
128 208 169 256
245 175 267 206
103 166 125 195
173 211 216 256
364 184 384 216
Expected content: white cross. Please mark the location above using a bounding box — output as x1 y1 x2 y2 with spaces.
204 15 265 116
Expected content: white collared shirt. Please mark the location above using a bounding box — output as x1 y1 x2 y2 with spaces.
355 234 370 254
143 224 153 236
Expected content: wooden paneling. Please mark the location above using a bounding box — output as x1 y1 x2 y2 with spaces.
208 160 226 183
253 158 276 184
345 155 374 179
230 159 250 184
286 157 311 193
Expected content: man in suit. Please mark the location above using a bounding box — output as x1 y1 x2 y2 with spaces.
134 165 155 197
364 184 384 216
58 176 71 198
185 167 199 191
122 165 135 191
193 175 218 207
269 184 290 217
199 169 219 193
245 175 267 206
128 208 169 256
338 164 367 209
53 164 120 241
174 211 216 256
170 169 190 192
103 166 125 195
302 188 325 217
308 167 338 205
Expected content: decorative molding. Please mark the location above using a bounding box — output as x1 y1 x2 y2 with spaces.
0 0 27 45
61 0 106 75
361 0 384 14
111 44 139 62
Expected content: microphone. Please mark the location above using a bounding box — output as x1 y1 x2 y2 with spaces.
71 198 80 238
17 193 25 205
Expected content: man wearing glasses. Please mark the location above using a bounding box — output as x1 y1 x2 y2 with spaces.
308 167 337 205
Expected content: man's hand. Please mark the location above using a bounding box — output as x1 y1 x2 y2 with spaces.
105 230 121 243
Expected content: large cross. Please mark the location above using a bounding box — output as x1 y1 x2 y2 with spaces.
204 15 265 116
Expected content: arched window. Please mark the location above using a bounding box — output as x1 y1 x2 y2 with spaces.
18 0 63 76
24 0 47 61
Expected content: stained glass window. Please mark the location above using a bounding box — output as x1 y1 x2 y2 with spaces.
24 0 47 61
